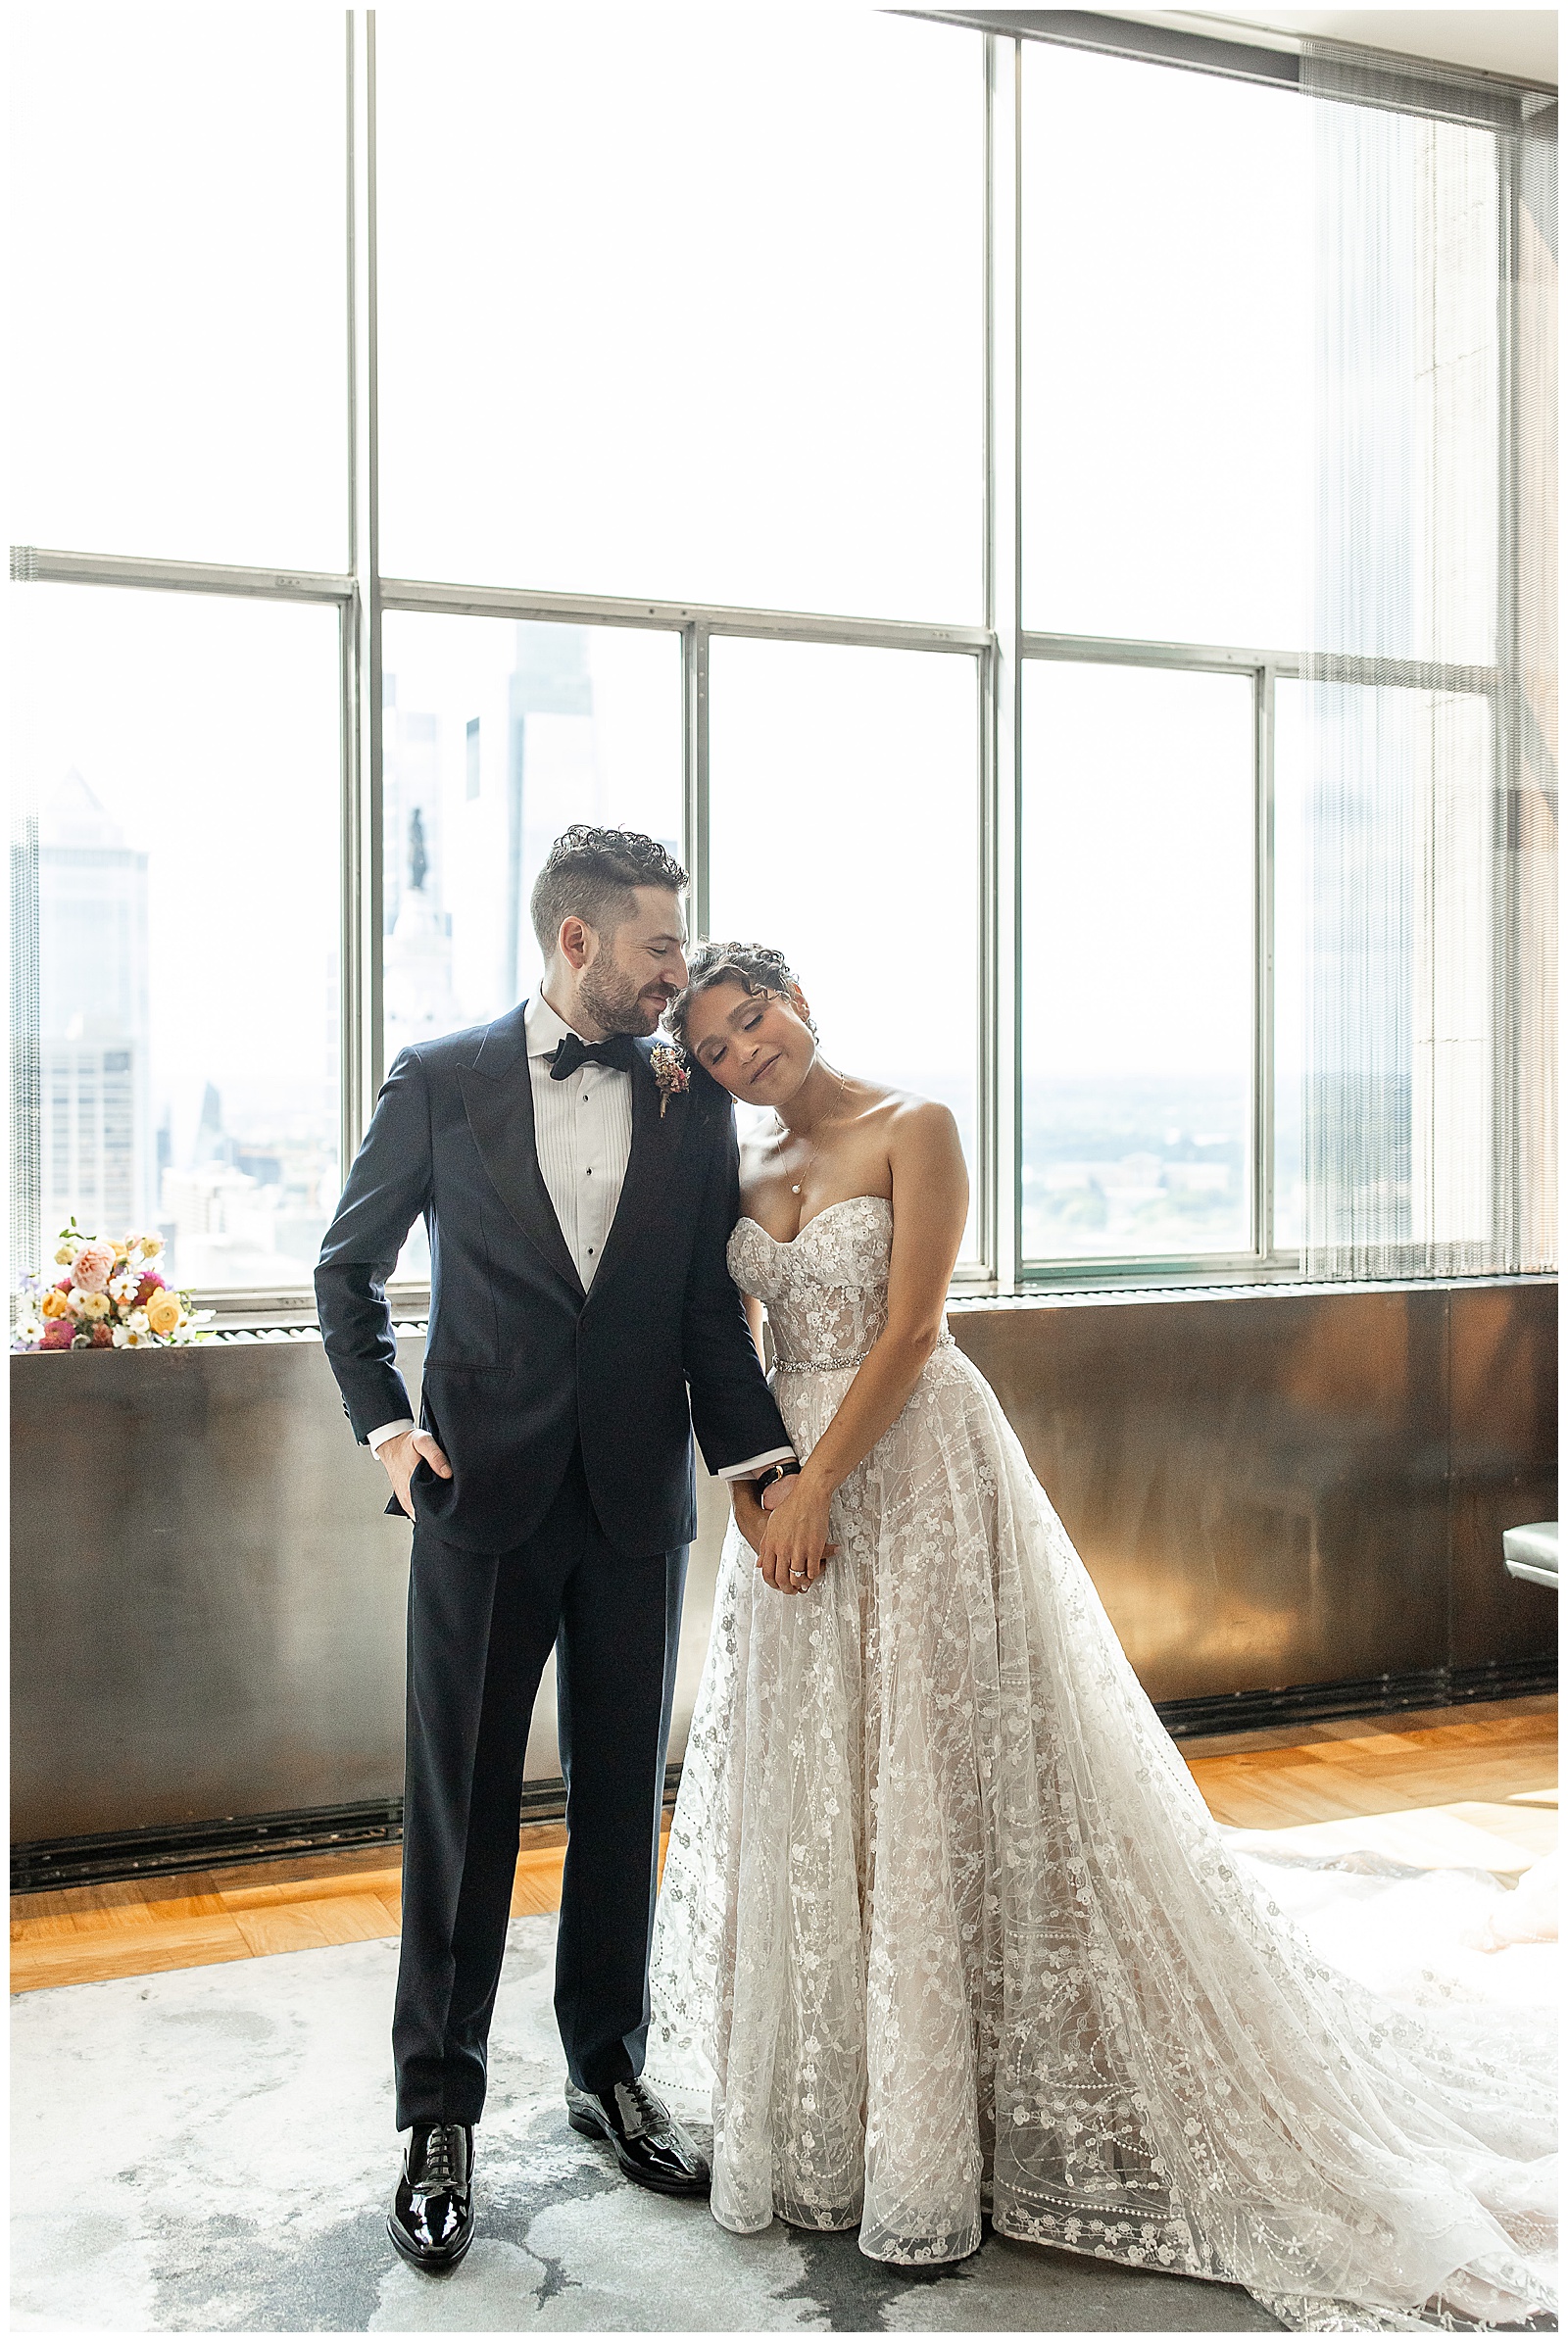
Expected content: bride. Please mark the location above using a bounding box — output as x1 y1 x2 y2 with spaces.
646 943 1555 2334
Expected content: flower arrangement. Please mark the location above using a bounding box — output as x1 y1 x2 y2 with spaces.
13 1223 214 1352
650 1043 690 1119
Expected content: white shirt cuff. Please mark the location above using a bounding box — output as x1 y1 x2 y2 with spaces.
716 1445 797 1482
368 1418 416 1454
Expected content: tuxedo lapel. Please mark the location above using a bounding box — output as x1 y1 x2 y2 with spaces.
457 1004 585 1302
588 1041 688 1298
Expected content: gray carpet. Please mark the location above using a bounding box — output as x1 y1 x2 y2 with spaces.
12 1916 1282 2332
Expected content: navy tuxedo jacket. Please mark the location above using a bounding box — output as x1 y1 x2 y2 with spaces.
314 1000 789 1556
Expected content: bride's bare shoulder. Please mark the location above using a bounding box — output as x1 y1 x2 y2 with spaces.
855 1082 960 1142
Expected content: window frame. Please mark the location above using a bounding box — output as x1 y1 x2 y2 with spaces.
7 11 1530 1318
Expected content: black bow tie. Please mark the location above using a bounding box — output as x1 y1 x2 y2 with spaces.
550 1031 638 1082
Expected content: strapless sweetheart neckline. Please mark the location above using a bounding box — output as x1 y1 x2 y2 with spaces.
734 1194 893 1248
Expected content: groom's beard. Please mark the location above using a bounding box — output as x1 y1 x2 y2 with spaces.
579 959 666 1038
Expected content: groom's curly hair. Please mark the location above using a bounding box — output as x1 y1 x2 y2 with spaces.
664 942 817 1066
530 826 688 958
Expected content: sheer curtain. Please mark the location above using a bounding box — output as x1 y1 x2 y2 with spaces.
1300 44 1556 1279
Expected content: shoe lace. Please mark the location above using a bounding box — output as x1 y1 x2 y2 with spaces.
417 2123 462 2192
615 2078 664 2137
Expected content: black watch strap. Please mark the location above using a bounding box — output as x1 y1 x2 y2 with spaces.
760 1459 802 1489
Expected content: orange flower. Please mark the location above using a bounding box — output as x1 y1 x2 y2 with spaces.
145 1289 183 1338
40 1288 70 1318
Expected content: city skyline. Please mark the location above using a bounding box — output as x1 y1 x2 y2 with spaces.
21 659 1284 1293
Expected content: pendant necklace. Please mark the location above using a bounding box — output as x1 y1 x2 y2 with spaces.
781 1066 849 1199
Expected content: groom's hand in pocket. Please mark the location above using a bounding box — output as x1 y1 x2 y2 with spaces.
379 1427 452 1520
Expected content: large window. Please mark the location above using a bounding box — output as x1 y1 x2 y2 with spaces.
1021 662 1254 1264
379 612 683 1283
11 11 347 569
10 585 343 1292
9 12 1553 1305
708 638 982 1261
375 13 983 618
1020 43 1313 651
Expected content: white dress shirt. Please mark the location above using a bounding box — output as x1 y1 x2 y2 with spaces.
368 990 792 1481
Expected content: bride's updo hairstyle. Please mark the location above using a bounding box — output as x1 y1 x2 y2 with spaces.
664 942 817 1074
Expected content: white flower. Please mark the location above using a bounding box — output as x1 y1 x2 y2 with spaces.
15 1316 43 1346
109 1273 138 1302
112 1325 132 1348
126 1309 150 1337
65 1289 89 1318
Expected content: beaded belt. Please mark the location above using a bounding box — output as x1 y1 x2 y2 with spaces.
774 1329 955 1374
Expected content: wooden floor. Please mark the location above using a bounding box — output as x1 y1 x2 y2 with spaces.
12 1697 1554 1996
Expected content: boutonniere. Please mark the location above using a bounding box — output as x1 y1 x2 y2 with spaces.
650 1044 691 1118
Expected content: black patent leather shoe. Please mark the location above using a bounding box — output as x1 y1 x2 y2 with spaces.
387 2122 474 2271
565 2078 710 2195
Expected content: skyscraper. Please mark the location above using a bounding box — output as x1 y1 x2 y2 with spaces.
37 769 153 1242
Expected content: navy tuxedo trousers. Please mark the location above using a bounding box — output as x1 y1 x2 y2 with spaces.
392 1448 687 2128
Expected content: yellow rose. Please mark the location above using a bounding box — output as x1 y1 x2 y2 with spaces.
53 1245 74 1266
140 1235 165 1258
146 1290 183 1337
40 1288 70 1318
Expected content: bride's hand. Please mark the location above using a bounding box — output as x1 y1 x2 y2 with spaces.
756 1475 836 1595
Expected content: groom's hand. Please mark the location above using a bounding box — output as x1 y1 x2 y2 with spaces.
731 1478 767 1556
379 1427 452 1519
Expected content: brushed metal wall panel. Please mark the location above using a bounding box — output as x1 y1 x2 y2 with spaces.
12 1281 1555 1844
1446 1281 1559 1668
9 1332 733 1844
13 1338 412 1840
951 1284 1544 1706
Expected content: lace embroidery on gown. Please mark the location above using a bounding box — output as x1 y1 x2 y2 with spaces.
648 1195 1557 2332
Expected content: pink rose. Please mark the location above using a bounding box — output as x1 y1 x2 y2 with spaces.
39 1322 74 1349
90 1323 114 1348
72 1241 116 1295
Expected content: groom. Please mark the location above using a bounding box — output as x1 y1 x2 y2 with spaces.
315 826 795 2271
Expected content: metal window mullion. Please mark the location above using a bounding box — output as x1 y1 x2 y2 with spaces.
1492 122 1521 1271
1254 664 1276 1260
975 635 998 1279
684 623 710 939
1022 629 1286 671
378 573 989 653
1022 630 1496 698
7 546 353 602
347 8 382 1168
973 30 997 1282
985 29 1022 1290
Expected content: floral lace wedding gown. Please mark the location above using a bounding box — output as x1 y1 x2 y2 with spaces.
647 1197 1556 2332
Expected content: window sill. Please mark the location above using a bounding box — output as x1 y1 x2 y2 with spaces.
951 1267 1556 1311
38 1262 1550 1347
